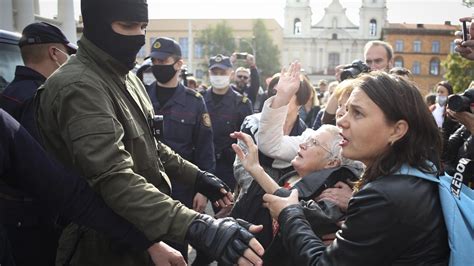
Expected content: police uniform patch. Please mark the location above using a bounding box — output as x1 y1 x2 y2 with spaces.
202 113 212 127
242 96 248 103
153 41 161 49
215 56 222 62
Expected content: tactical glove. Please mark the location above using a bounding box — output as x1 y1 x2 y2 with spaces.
185 214 257 265
195 171 230 202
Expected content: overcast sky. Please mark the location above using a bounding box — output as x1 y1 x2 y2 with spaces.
39 0 473 27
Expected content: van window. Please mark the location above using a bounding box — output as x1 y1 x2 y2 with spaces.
0 43 23 92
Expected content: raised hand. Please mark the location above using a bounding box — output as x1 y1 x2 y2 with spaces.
272 61 302 108
231 132 280 193
454 17 474 61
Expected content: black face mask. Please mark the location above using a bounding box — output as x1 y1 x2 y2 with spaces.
82 1 148 71
152 63 178 84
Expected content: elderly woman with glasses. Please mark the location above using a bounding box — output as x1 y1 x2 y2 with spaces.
231 122 361 265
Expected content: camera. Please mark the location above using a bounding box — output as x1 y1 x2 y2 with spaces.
236 52 248 60
447 88 474 112
148 115 164 140
340 60 370 81
180 65 193 87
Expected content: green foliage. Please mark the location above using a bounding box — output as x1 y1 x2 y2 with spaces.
251 19 281 84
442 53 474 93
197 21 236 58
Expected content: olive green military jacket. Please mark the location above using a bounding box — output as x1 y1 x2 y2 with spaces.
36 37 199 244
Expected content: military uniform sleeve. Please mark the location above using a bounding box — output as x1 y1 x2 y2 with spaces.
157 141 200 187
248 66 260 104
0 109 152 250
238 96 254 129
192 97 216 173
41 82 197 243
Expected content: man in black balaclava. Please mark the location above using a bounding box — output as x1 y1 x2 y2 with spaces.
35 0 264 265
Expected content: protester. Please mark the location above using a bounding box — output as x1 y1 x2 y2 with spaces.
429 81 453 128
230 52 260 106
257 64 449 265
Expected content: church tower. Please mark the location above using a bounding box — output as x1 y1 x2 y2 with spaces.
359 0 387 39
284 0 313 37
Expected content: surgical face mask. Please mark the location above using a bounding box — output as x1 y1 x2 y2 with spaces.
142 72 155 86
209 75 230 89
436 95 448 106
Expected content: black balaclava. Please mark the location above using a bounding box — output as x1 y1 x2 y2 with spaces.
81 0 148 70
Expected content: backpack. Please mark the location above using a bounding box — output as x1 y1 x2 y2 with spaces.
396 159 474 266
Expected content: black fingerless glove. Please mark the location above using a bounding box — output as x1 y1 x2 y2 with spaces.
185 214 256 265
195 171 230 202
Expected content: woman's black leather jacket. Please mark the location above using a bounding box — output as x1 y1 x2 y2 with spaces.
277 174 449 266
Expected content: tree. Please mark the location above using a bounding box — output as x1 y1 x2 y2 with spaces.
442 53 474 93
248 19 281 86
197 21 236 59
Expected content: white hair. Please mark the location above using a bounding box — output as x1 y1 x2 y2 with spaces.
317 124 342 160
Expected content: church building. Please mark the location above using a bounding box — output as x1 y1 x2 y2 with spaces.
282 0 387 81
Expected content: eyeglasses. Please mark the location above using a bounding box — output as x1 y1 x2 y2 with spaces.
237 75 249 80
302 136 333 156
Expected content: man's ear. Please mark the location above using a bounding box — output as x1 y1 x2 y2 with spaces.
48 46 59 62
389 119 408 145
175 59 184 70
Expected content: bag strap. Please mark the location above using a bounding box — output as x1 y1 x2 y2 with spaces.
394 164 439 183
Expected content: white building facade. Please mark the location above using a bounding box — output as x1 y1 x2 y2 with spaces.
282 0 387 81
0 0 77 43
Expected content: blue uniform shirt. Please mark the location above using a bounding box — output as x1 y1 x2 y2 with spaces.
147 82 215 172
147 82 215 207
0 66 46 141
204 88 253 190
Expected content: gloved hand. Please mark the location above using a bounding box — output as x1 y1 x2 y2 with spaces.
195 171 232 205
186 214 264 265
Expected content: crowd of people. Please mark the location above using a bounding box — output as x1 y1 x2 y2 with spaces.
0 0 473 265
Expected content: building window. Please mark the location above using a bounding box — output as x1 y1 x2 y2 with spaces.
413 41 421 53
332 33 337 40
369 19 377 37
395 40 404 52
412 61 421 75
194 43 203 59
195 69 204 79
332 18 338 28
430 58 440 76
394 56 404 68
328 53 340 74
179 38 188 58
450 42 456 53
294 18 302 35
432 41 440 53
